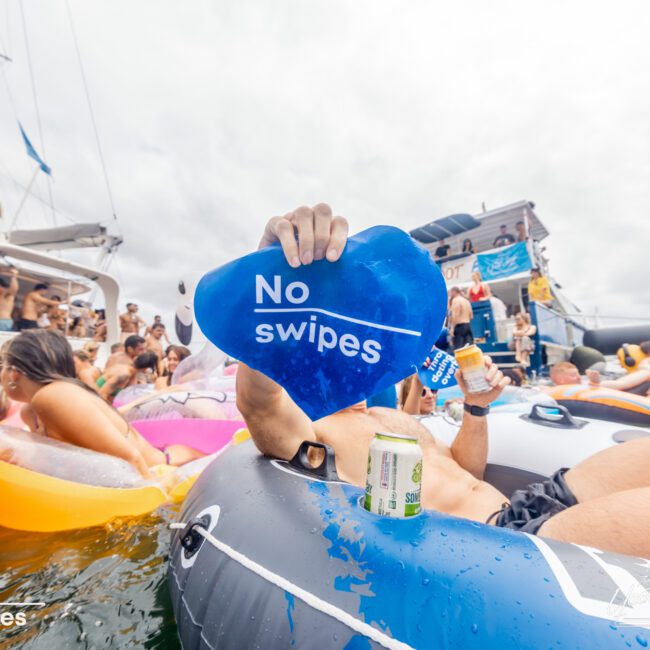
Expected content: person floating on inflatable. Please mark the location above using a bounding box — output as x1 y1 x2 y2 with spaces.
226 204 650 558
0 330 206 476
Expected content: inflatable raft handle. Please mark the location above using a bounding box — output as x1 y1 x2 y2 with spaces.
289 441 340 482
522 403 587 429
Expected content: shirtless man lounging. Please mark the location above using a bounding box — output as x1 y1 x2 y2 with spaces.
237 204 650 558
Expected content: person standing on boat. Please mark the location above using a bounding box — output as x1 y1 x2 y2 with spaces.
509 312 537 368
145 315 171 344
448 286 474 349
527 268 553 307
0 268 19 331
515 220 528 242
461 238 475 254
468 271 492 302
145 323 166 370
434 239 451 259
492 224 515 247
18 283 62 331
119 303 146 342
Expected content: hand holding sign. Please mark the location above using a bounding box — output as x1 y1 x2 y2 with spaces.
418 347 459 390
195 209 447 420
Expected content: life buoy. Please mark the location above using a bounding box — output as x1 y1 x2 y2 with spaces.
0 420 235 532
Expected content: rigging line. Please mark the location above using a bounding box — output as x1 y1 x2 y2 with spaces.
18 0 56 227
0 168 79 224
64 0 121 236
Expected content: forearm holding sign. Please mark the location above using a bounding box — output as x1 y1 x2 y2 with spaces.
237 363 316 460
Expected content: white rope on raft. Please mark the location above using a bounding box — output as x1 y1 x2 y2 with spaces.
170 522 415 650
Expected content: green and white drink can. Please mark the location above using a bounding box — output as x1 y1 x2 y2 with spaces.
364 432 422 518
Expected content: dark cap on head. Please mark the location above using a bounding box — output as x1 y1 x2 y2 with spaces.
34 283 49 291
0 278 8 289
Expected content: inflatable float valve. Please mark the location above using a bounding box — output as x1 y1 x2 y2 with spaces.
180 514 211 559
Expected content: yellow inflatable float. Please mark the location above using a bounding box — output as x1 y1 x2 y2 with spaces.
0 427 251 533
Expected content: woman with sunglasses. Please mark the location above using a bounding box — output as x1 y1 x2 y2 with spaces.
399 374 438 415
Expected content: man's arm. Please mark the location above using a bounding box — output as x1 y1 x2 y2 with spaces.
237 364 316 459
8 269 19 297
32 294 60 307
449 358 510 479
236 204 349 459
587 368 650 392
402 373 423 415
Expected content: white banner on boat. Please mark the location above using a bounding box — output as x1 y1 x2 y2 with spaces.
438 254 478 284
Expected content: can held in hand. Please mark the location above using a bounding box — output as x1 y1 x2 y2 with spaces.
454 344 491 393
364 432 422 518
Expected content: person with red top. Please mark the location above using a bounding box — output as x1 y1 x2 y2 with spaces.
468 271 492 302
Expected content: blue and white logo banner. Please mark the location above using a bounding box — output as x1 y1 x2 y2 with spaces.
418 347 458 390
477 241 531 282
195 226 447 419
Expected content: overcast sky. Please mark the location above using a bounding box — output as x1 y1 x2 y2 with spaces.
1 0 649 339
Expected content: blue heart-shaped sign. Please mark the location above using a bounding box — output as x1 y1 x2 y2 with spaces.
418 347 459 390
195 225 447 419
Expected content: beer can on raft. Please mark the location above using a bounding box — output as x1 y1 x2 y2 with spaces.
454 344 491 394
364 432 422 518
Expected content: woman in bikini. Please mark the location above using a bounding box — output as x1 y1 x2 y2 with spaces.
0 330 204 477
468 271 492 302
510 311 537 368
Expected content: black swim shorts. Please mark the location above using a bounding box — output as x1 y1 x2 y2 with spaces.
453 323 474 349
487 468 578 535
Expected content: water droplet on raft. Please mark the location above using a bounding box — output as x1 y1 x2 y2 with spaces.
422 577 431 586
494 555 503 562
94 620 102 627
410 540 419 547
471 624 478 634
637 635 648 648
523 552 532 560
610 625 618 631
310 528 318 534
440 531 448 537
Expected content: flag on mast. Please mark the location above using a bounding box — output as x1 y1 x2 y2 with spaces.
18 122 51 175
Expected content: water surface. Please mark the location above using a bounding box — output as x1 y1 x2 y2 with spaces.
0 506 181 649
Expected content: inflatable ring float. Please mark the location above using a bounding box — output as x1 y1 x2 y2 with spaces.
547 385 650 427
170 438 650 649
0 420 242 532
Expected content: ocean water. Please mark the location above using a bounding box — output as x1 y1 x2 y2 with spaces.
0 506 181 649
